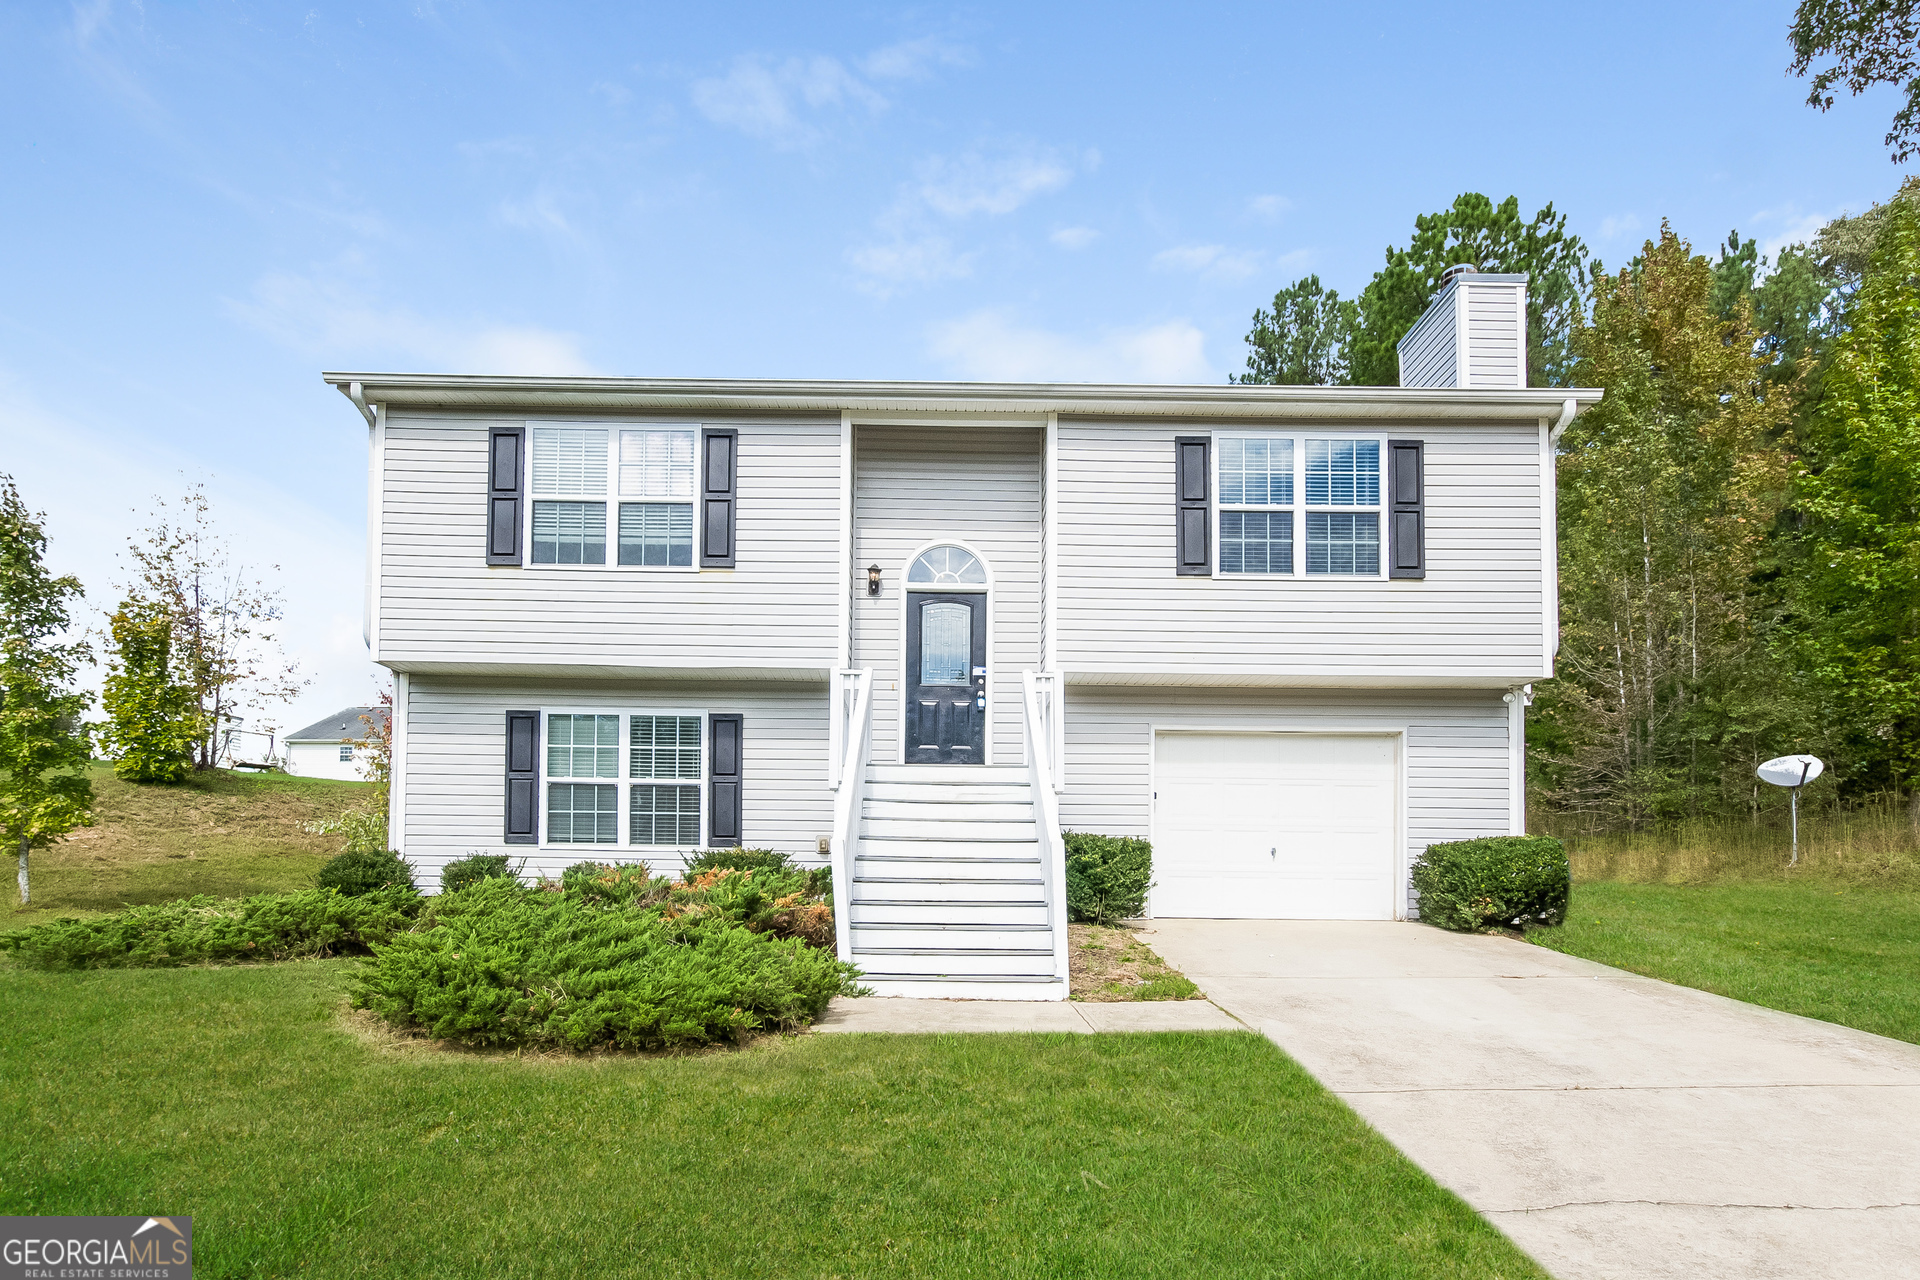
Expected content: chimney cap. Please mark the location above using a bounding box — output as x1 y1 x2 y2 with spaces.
1440 263 1480 285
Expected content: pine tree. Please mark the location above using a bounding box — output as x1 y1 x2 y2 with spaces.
0 476 94 906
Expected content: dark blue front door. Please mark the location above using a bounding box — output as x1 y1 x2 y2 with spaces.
905 592 986 764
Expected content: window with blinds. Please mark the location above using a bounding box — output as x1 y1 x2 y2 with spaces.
545 714 619 843
1215 436 1383 577
631 715 701 845
526 425 696 569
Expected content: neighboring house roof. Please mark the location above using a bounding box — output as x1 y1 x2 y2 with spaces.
285 706 390 743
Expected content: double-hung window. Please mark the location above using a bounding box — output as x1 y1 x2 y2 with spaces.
1217 436 1383 576
629 715 702 845
545 714 619 843
538 711 707 847
528 425 697 568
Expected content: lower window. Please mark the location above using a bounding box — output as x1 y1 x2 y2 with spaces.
1306 512 1379 575
548 782 617 843
532 501 607 564
618 503 694 566
631 784 701 845
1220 510 1293 574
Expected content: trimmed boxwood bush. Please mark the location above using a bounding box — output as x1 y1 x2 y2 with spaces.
0 887 423 970
1064 832 1153 925
441 853 519 894
316 850 416 897
1412 836 1570 932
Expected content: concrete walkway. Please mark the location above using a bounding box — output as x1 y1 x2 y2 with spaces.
1143 919 1920 1280
813 995 1241 1033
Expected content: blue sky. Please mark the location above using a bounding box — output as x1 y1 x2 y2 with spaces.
2 0 1911 737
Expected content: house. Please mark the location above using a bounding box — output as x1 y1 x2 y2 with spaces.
326 266 1598 999
282 705 389 781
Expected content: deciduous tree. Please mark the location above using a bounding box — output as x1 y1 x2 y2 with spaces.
122 486 304 769
1534 226 1795 825
1790 0 1920 162
1773 185 1920 825
99 595 201 782
0 476 94 906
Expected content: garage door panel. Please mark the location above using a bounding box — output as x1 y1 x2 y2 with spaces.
1153 732 1397 920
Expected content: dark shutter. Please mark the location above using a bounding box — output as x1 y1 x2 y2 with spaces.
504 710 540 844
707 713 743 846
1174 435 1211 576
487 427 526 566
1387 439 1425 579
700 428 737 569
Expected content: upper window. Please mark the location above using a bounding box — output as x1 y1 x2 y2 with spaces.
1218 436 1382 577
907 545 987 586
529 425 696 568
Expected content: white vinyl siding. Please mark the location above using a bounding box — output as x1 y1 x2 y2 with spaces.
398 677 832 885
1057 684 1513 919
851 424 1042 766
1464 283 1524 389
1055 418 1546 683
376 414 841 672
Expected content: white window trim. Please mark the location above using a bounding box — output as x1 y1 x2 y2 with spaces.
524 420 702 574
1212 429 1389 580
538 707 709 851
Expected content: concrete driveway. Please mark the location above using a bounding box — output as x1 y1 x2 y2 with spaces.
1144 919 1920 1280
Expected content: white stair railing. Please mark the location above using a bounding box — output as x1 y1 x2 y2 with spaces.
828 668 874 965
1022 670 1071 986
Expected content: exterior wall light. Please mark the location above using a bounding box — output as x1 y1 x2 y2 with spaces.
867 564 882 596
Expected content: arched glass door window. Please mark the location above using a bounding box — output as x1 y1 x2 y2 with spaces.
907 545 987 587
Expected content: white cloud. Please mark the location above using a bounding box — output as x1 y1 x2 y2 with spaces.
591 80 631 108
1749 207 1836 261
1050 226 1099 250
845 237 975 297
1247 194 1291 222
1150 243 1266 282
690 54 884 148
225 270 595 375
913 147 1074 218
929 310 1214 383
497 189 579 242
1598 213 1643 241
849 142 1084 294
862 36 969 80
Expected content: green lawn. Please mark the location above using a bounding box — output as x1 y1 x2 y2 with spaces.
1530 880 1920 1044
0 961 1544 1279
7 764 366 928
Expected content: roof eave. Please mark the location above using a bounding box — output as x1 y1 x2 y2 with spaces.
322 372 1600 422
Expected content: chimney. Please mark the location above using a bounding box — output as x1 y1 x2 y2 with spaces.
1396 264 1529 388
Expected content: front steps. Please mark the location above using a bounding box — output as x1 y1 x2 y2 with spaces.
848 764 1066 1000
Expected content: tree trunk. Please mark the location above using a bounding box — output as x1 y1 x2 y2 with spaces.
1909 787 1920 842
16 834 27 907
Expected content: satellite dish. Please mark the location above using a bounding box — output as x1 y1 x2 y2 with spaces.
1757 755 1824 788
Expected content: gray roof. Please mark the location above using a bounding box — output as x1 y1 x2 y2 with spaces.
285 706 390 743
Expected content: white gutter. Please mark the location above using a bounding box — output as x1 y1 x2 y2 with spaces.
322 372 1602 423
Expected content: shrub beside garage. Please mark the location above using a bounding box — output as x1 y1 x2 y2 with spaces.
1412 836 1571 932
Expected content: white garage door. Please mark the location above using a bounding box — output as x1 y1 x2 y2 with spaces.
1152 732 1398 919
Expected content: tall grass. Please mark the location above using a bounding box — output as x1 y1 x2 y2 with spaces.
1534 791 1920 887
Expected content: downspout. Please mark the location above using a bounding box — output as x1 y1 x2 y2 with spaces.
347 380 376 428
1548 397 1577 448
1503 684 1533 835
